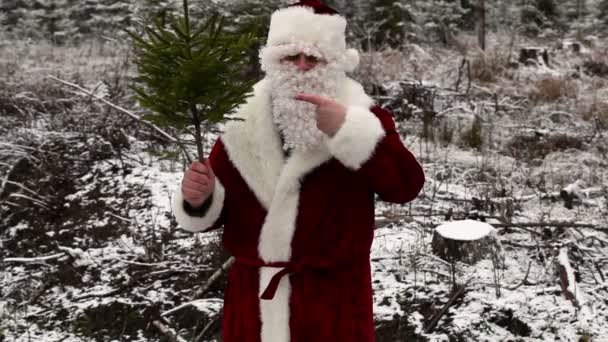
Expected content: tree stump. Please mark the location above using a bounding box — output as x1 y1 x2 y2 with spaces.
560 179 584 209
431 220 502 265
519 47 549 67
559 41 581 54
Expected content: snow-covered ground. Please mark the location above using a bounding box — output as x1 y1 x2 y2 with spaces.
1 32 608 341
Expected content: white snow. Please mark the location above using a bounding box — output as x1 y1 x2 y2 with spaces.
435 220 495 241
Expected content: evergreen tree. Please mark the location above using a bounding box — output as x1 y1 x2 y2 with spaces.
129 0 259 161
558 0 588 20
416 0 471 45
599 0 608 23
537 0 560 18
0 0 26 28
520 0 562 34
69 0 131 37
366 0 416 48
131 0 178 27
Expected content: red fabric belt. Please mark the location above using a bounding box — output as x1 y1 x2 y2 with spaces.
235 257 308 301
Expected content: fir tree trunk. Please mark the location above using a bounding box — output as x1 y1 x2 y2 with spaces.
191 105 205 162
477 0 486 50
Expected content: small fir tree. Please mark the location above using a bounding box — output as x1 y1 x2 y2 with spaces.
129 0 258 162
599 0 608 23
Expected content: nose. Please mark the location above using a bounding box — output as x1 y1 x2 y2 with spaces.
295 54 312 71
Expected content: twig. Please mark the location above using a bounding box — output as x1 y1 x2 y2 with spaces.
424 278 472 333
152 320 186 342
4 253 66 263
505 261 535 290
0 158 27 199
194 312 223 342
161 299 202 317
190 256 235 300
46 75 183 146
502 240 537 249
495 222 606 232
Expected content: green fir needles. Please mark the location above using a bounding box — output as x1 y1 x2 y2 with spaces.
129 0 258 161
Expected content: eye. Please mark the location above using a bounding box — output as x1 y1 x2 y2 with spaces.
284 54 299 61
305 55 319 63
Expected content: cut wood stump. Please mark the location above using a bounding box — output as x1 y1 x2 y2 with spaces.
560 179 584 209
519 47 549 66
431 220 503 265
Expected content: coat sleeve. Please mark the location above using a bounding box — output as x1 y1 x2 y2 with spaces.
326 105 425 204
171 139 229 232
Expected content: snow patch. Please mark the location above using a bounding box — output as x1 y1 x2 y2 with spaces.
435 220 494 241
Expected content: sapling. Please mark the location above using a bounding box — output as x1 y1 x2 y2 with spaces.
129 0 258 162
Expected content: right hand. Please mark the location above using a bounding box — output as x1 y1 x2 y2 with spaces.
181 159 215 208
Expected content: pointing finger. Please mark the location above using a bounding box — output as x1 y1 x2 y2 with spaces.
294 93 328 106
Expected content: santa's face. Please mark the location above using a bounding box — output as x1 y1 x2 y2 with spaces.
266 51 343 152
280 53 326 71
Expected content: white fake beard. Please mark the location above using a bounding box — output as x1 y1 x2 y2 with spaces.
266 63 343 153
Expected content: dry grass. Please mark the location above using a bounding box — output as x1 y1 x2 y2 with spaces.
470 50 509 84
530 77 578 102
580 100 608 128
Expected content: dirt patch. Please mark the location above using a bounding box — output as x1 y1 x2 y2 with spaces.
582 60 608 78
0 133 141 259
73 301 161 340
376 314 428 342
503 132 585 160
488 308 532 337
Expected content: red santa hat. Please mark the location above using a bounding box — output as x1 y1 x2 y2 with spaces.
259 0 360 72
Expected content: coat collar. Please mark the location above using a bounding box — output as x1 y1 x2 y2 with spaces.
221 76 373 211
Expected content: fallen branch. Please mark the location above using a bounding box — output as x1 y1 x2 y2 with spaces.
45 75 197 164
161 300 202 317
74 269 183 301
152 320 186 342
494 222 606 232
0 157 28 199
194 311 223 342
190 256 235 300
557 248 580 308
424 278 472 333
4 252 66 263
48 75 176 142
505 261 535 290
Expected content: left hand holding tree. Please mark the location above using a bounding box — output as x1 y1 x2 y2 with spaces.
295 93 346 137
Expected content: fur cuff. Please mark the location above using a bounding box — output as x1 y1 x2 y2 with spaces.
327 106 385 170
171 179 225 232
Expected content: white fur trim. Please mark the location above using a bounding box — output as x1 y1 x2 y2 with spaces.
259 268 291 342
267 6 346 54
171 179 225 232
344 48 360 72
222 80 285 210
327 106 385 170
262 6 359 72
258 144 332 262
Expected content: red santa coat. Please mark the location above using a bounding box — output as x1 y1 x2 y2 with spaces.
172 77 425 342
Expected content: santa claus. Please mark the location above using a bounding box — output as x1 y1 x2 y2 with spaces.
172 1 425 341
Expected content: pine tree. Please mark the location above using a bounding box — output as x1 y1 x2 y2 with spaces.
366 0 416 48
558 0 588 20
131 0 177 27
416 0 471 45
536 0 560 18
599 0 608 23
129 0 259 161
